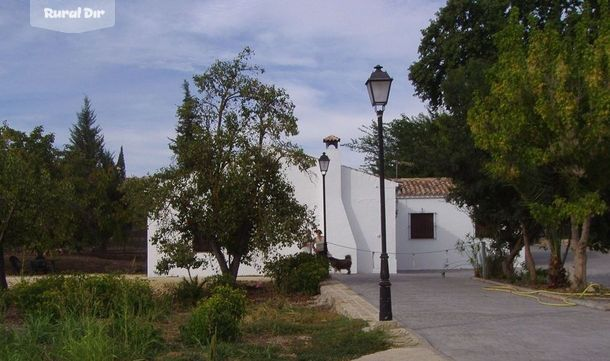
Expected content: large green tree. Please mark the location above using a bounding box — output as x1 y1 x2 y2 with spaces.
351 0 596 281
151 48 314 280
468 3 609 289
0 124 73 289
64 97 123 251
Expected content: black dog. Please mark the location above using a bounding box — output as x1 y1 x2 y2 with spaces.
328 255 352 274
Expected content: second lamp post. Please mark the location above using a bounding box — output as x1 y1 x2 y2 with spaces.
318 152 330 256
365 65 393 321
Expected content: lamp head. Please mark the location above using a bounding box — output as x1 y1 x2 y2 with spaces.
365 65 393 112
318 152 330 175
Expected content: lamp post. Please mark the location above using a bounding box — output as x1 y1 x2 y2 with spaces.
318 152 330 256
366 65 393 321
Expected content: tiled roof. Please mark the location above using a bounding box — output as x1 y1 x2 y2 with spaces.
395 177 453 198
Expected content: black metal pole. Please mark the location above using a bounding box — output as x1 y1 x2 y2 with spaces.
377 109 392 321
322 173 328 256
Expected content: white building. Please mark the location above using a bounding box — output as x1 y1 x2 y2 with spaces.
395 178 475 271
147 136 474 277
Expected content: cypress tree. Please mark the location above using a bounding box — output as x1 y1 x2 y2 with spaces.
116 146 126 181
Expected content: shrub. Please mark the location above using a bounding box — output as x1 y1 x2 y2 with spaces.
173 276 209 307
205 273 237 291
10 275 155 320
264 253 329 295
181 285 247 344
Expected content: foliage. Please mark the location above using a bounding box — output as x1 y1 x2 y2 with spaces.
181 285 247 344
264 253 329 295
351 0 607 282
172 276 209 307
455 237 482 275
116 146 126 181
9 274 155 320
0 123 74 289
468 3 609 288
409 0 582 114
1 280 389 361
63 97 126 251
205 273 239 291
238 298 390 361
118 175 153 233
151 48 315 280
0 314 163 361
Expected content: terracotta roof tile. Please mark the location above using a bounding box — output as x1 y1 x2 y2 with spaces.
395 177 454 198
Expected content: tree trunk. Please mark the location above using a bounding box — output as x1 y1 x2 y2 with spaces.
570 216 591 290
547 237 567 288
502 238 522 278
521 225 537 284
0 244 7 289
561 239 571 266
0 205 15 290
229 254 241 282
209 241 231 276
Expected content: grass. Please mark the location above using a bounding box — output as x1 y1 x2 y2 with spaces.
0 276 391 361
170 297 391 361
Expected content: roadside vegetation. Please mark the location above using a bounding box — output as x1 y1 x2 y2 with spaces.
0 273 390 361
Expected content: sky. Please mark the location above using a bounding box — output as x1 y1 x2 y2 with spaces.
0 0 444 176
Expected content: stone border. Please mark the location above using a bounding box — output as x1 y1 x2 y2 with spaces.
474 277 610 311
318 280 449 361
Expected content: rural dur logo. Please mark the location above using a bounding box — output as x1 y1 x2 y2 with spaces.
30 0 115 33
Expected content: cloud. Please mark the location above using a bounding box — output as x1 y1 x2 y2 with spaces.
0 0 443 176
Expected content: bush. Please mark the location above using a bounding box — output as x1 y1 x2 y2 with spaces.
181 285 247 344
205 273 237 291
173 276 209 307
10 275 155 320
264 253 329 295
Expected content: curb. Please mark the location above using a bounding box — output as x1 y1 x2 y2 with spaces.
319 280 449 361
474 277 610 311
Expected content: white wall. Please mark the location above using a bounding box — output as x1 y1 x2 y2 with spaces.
322 145 360 272
147 143 467 277
341 166 397 274
396 197 474 271
147 142 383 277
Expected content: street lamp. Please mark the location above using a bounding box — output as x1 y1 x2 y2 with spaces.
366 65 393 321
318 152 330 256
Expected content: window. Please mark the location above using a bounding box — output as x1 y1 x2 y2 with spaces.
410 213 434 239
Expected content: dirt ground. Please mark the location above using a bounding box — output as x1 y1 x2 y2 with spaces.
2 250 146 276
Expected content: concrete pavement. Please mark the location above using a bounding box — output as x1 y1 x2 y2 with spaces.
319 280 448 361
336 271 610 361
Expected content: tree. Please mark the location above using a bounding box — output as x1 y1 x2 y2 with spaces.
351 0 595 281
151 48 315 280
468 3 609 289
116 146 126 182
64 97 121 251
0 124 73 289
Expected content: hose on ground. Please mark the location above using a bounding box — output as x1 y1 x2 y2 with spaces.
483 283 610 307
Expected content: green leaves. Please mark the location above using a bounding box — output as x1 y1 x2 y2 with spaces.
152 48 314 279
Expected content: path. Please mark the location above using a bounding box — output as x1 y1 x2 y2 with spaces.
336 271 610 361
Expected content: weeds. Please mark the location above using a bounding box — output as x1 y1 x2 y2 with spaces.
10 274 155 320
1 277 390 361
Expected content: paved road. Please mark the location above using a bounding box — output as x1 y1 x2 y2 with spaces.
336 272 610 361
